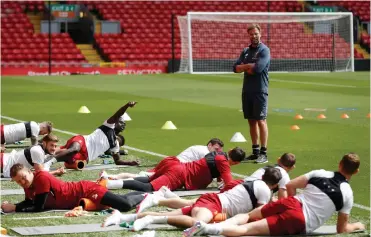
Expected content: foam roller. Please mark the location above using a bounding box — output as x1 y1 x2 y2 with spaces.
212 213 227 223
79 198 109 211
64 160 86 170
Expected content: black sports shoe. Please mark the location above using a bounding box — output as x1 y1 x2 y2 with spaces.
242 154 259 162
255 154 268 164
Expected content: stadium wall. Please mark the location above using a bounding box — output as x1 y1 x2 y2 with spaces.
1 66 167 76
168 59 370 72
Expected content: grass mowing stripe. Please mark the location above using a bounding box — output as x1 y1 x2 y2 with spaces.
270 79 356 88
212 74 357 88
2 115 368 211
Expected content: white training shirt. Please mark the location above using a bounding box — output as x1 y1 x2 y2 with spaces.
84 121 120 162
218 180 271 217
295 169 353 233
177 145 210 163
246 165 290 190
2 146 46 177
4 121 39 144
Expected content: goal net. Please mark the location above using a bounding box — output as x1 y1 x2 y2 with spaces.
177 12 354 73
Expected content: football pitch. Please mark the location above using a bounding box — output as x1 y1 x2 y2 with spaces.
1 72 370 236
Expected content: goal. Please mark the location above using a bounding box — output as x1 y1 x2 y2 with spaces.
177 12 354 73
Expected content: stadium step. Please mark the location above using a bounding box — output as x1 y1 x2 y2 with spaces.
27 12 42 33
354 44 370 59
77 44 104 63
90 13 102 34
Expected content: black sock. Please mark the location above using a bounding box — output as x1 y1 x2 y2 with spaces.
252 144 260 155
260 147 267 155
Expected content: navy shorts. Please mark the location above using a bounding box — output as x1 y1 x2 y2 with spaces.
242 92 268 120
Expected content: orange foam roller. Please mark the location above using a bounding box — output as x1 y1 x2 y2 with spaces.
64 160 86 170
212 213 227 223
79 198 109 211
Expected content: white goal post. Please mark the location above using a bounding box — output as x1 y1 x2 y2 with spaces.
177 12 354 74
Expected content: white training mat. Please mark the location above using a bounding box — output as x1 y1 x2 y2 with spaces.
1 189 24 195
209 225 364 236
0 177 12 181
174 189 219 197
12 223 175 235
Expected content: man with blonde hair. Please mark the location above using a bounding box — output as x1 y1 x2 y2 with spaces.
185 153 365 236
1 121 52 145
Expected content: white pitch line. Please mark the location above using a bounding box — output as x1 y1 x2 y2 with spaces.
270 79 356 88
1 115 368 211
215 74 357 88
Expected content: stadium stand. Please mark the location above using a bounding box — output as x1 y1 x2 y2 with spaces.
1 1 369 68
1 1 86 68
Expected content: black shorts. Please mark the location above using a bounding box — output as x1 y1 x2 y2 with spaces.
242 92 268 120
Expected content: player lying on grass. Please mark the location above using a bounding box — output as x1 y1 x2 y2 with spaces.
100 138 225 180
132 152 296 214
1 163 175 213
101 167 281 230
1 134 65 178
98 147 245 192
1 121 52 146
49 101 140 169
183 153 365 236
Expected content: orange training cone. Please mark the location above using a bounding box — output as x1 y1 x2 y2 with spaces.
317 114 326 119
290 125 300 130
367 113 371 118
341 113 349 119
294 114 303 120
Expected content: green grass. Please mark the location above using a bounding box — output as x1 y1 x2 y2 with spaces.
1 72 370 236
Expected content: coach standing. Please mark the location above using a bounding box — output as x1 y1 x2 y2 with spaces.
233 24 271 164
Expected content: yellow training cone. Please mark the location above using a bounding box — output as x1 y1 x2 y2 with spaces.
290 125 300 130
341 113 349 119
294 114 303 120
161 121 177 130
317 114 326 119
78 106 91 114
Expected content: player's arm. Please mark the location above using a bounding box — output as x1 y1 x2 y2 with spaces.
106 101 137 125
30 136 38 145
336 212 365 233
286 175 308 196
30 147 47 172
33 163 44 172
252 47 270 74
217 160 234 185
54 142 81 162
277 188 288 199
233 48 247 73
112 152 139 166
48 167 66 176
15 193 49 212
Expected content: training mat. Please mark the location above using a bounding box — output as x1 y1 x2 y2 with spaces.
1 189 24 195
174 189 219 197
209 225 364 236
82 164 128 171
12 223 175 235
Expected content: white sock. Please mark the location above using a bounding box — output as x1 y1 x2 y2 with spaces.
107 180 124 189
119 213 137 223
151 216 168 224
204 223 223 235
